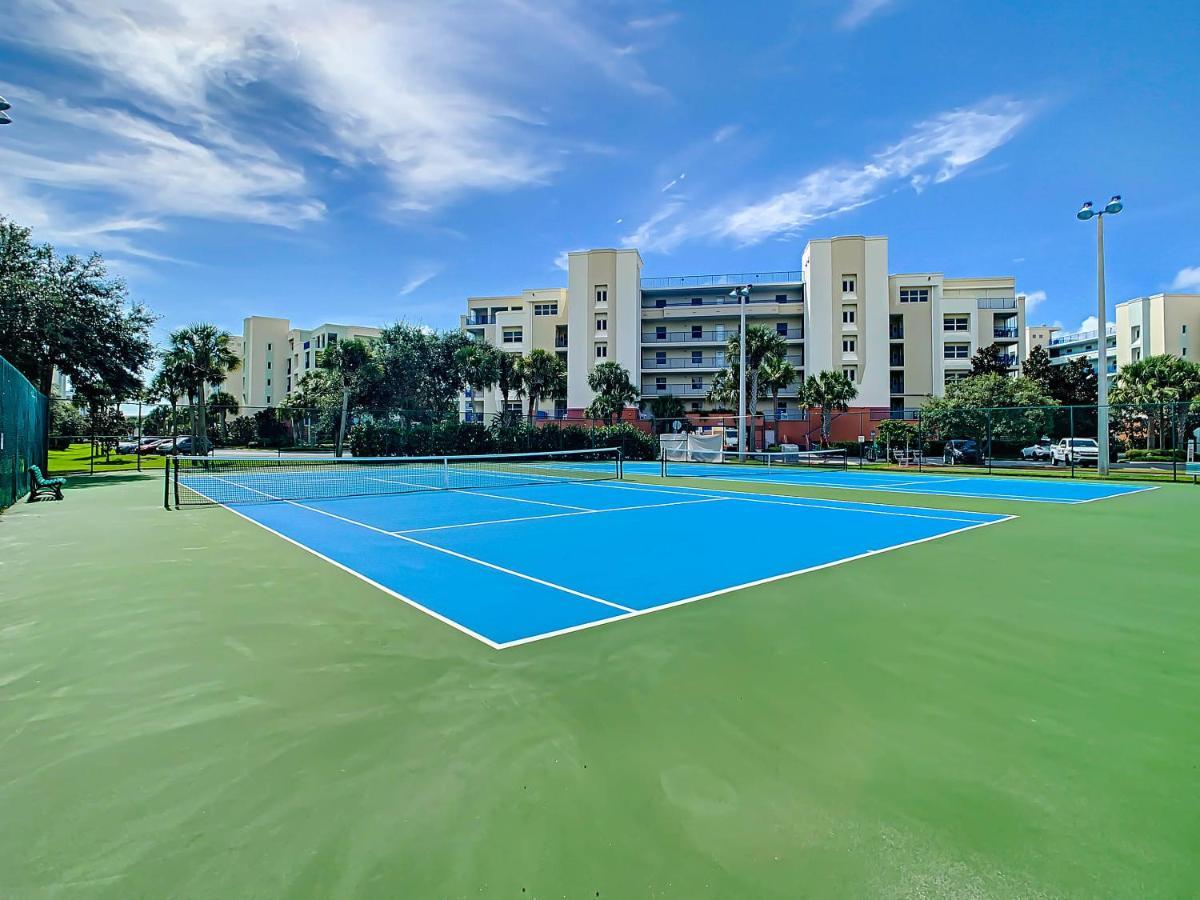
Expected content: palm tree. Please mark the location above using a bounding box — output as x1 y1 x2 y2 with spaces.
497 351 521 424
726 325 787 450
1110 354 1200 448
759 354 798 424
806 369 858 446
455 341 502 421
206 391 240 445
149 362 188 450
319 338 375 457
586 361 637 424
515 349 567 421
707 365 740 411
165 324 240 451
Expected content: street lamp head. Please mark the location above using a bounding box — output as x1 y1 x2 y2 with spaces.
728 288 739 299
1104 195 1123 215
1076 201 1096 221
0 96 11 112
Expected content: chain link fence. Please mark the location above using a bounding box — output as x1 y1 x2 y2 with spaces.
1 354 49 508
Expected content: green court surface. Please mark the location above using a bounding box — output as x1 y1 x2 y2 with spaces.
1 474 1197 898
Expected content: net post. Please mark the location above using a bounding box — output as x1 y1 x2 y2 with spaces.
617 447 623 480
442 456 450 489
1069 405 1076 478
163 455 171 510
660 445 667 478
172 455 180 508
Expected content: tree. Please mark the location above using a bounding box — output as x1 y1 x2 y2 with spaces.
320 338 376 457
279 370 341 447
1051 357 1099 406
1023 344 1053 394
920 374 1056 449
806 370 859 446
455 341 502 421
497 351 521 422
1110 354 1200 448
645 394 686 433
164 324 241 451
0 217 156 397
759 354 798 421
371 323 473 417
586 361 637 425
876 419 922 458
149 364 188 448
970 342 1011 377
515 349 567 420
206 391 240 444
706 365 740 411
726 325 787 450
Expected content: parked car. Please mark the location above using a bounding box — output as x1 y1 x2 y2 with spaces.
135 436 168 454
145 437 179 454
116 438 140 454
1052 437 1099 466
169 435 212 455
942 439 981 465
1020 437 1053 461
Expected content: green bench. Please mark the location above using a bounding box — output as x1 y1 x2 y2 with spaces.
28 465 65 502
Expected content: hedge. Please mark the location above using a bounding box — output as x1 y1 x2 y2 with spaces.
348 420 659 461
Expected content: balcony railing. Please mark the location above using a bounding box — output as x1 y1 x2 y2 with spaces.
641 327 805 342
977 298 1017 310
641 354 804 369
644 382 711 396
993 327 1019 339
1050 325 1116 346
465 314 495 326
641 295 800 309
889 326 904 339
554 338 568 348
999 354 1018 368
641 271 803 289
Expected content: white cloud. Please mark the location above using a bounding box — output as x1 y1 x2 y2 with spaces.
1 0 662 241
625 97 1035 252
554 249 586 271
712 124 740 144
398 267 440 296
660 172 686 192
839 0 896 30
1022 290 1047 315
1073 316 1116 335
628 12 681 29
1170 266 1200 291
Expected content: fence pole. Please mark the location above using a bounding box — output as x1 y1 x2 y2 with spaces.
1069 405 1075 478
136 401 143 473
986 407 993 474
917 413 924 473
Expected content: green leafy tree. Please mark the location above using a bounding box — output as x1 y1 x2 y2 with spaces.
726 325 787 450
970 342 1012 377
1051 357 1099 406
759 354 798 421
876 419 922 457
320 338 376 457
920 374 1056 448
586 361 637 424
148 364 189 448
206 391 240 444
1023 344 1053 393
806 370 859 446
372 323 473 416
1110 354 1200 448
163 324 240 450
515 349 567 420
455 341 502 420
0 217 155 397
497 351 521 422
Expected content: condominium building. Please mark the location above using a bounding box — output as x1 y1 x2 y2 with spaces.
460 235 1025 421
229 316 382 409
1115 293 1200 366
1025 324 1118 382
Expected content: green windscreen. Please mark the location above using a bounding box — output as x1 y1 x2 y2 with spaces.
0 354 49 509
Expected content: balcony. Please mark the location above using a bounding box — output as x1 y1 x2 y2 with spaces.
465 313 496 326
1050 325 1116 346
641 354 804 370
993 326 1019 340
554 338 568 348
889 325 904 339
641 271 803 289
977 298 1017 310
644 381 712 398
999 354 1018 368
641 295 801 310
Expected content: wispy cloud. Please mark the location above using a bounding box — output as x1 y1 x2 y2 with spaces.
839 0 896 30
624 97 1036 253
1023 290 1047 315
712 124 740 144
660 172 687 192
398 267 440 296
1170 266 1200 291
554 249 586 271
628 12 681 30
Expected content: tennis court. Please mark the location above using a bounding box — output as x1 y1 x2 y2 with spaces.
638 452 1155 503
172 449 1012 647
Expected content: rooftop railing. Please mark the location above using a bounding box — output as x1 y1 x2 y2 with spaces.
640 271 803 289
1049 325 1116 346
977 298 1018 310
641 295 801 309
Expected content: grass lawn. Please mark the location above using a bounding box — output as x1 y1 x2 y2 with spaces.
1 473 1197 897
47 442 166 476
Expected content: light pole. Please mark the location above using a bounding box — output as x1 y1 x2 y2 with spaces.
1076 195 1122 475
728 284 752 460
0 96 12 126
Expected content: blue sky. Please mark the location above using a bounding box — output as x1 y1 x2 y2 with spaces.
2 0 1198 344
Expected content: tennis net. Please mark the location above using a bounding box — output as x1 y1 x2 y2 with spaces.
168 447 622 507
660 448 848 477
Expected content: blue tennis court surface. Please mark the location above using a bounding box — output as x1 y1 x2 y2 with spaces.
618 460 1155 504
204 478 1012 648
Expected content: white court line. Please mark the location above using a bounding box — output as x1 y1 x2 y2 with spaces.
391 496 729 535
462 489 590 511
570 479 995 524
207 477 636 614
494 513 1017 649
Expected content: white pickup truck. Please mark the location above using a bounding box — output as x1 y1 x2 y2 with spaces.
1051 437 1100 467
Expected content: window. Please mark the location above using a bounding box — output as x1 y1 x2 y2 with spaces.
266 360 272 369
842 306 856 324
691 325 703 339
842 338 856 353
266 342 272 351
890 372 904 393
944 342 970 359
595 317 607 332
595 285 608 305
775 294 787 303
842 275 856 294
656 326 666 340
595 343 608 359
286 377 291 391
900 287 930 303
533 302 559 316
656 351 666 365
1183 325 1189 334
1183 348 1189 357
502 327 523 344
691 376 703 390
944 371 970 386
1132 348 1142 362
266 378 271 387
1131 326 1141 342
327 333 337 345
691 402 702 412
944 315 969 332
691 350 703 365
303 340 311 350
776 322 788 336
656 376 667 391
842 367 856 381
776 402 788 418
505 401 523 414
265 396 271 405
304 351 310 369
690 297 703 306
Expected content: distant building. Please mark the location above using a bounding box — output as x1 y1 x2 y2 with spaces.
230 316 382 409
1026 323 1118 384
